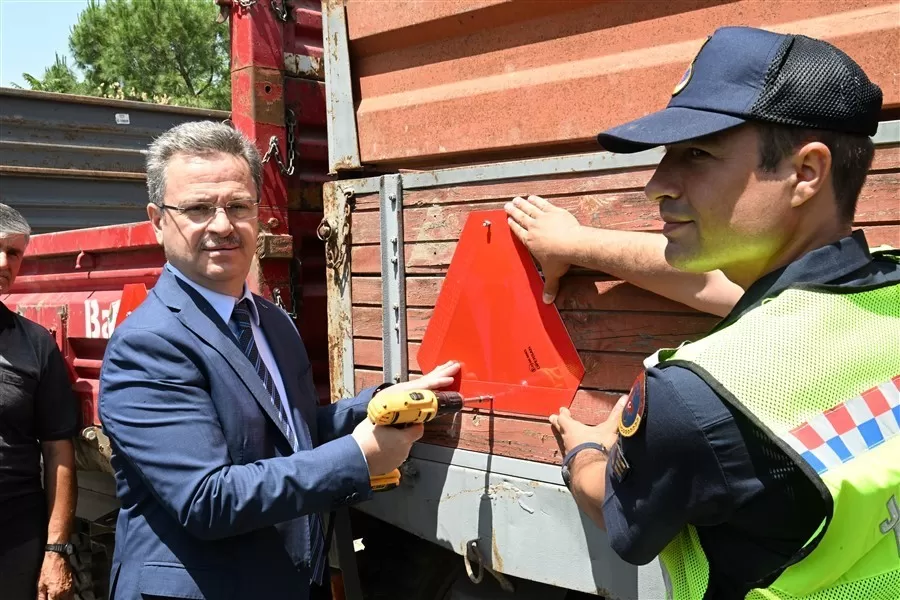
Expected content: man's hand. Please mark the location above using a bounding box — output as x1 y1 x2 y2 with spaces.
352 418 424 477
383 360 460 395
549 397 626 462
549 396 627 528
504 195 582 304
37 551 74 600
353 361 461 477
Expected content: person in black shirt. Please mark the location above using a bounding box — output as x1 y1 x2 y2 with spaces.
0 203 78 600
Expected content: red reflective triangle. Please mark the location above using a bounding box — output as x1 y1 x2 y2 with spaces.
417 209 585 417
116 283 149 327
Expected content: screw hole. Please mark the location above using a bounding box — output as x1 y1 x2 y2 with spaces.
264 84 272 94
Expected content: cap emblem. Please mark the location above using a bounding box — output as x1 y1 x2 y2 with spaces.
673 36 710 97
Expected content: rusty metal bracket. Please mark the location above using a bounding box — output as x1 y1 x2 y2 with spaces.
379 175 408 384
75 427 115 476
322 182 356 403
262 108 296 176
318 186 353 282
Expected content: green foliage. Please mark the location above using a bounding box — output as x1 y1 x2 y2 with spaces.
18 0 230 110
14 54 89 95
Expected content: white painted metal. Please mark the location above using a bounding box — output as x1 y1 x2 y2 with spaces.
354 447 666 598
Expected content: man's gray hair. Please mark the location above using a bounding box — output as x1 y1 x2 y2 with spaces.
0 203 31 241
146 121 263 207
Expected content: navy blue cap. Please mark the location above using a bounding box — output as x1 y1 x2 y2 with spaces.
597 26 883 154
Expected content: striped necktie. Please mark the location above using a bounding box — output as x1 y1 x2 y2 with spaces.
230 298 327 584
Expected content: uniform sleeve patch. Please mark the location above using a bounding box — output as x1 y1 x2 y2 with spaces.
618 372 646 438
610 437 631 483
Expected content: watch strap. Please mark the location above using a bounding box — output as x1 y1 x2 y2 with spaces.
45 543 73 556
562 442 609 469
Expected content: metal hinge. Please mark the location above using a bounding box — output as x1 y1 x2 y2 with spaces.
261 109 296 176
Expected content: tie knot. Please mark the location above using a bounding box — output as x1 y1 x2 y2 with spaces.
231 298 254 329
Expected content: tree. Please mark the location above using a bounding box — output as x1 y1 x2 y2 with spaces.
19 0 230 110
15 54 89 95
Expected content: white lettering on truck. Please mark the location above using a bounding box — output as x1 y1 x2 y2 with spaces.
84 299 121 339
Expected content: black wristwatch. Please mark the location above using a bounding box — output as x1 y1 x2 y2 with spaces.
561 442 609 488
45 543 75 556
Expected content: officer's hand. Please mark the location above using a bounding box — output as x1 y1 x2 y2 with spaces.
379 361 461 395
352 417 424 478
550 396 628 476
504 195 580 304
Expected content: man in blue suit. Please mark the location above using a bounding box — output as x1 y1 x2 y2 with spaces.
99 121 459 599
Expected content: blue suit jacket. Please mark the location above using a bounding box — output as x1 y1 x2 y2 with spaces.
99 269 377 599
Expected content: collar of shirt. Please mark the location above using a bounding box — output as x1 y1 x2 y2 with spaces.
722 229 873 328
165 263 259 326
0 300 15 331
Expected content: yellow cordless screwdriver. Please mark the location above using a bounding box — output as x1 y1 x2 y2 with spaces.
367 389 492 492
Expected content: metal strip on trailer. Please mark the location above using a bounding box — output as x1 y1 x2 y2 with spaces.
322 0 362 173
336 119 900 196
379 174 408 384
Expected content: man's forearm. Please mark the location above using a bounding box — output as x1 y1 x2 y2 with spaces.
569 455 609 530
567 227 742 317
42 440 77 543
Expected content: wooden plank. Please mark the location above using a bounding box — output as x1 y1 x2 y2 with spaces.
351 171 899 245
350 144 898 212
353 367 622 464
353 274 705 312
864 224 900 247
871 144 900 172
351 241 456 274
351 217 900 275
351 168 656 211
421 389 621 464
352 190 659 244
353 306 714 352
355 338 657 393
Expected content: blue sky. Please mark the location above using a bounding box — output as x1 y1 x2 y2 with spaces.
0 0 90 88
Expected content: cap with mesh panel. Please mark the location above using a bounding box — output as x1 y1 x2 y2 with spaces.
597 26 883 154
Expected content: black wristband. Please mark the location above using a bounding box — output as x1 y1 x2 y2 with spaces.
45 543 75 556
561 442 609 488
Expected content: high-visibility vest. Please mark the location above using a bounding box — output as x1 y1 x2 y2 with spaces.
650 270 900 599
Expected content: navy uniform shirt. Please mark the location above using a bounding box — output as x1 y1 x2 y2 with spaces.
601 230 900 599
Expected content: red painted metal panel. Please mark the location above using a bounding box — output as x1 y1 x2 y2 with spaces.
3 227 164 426
344 0 900 168
226 0 334 403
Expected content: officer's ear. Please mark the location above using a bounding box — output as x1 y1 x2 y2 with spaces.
789 141 831 209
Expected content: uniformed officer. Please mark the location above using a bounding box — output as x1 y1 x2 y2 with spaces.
506 27 899 599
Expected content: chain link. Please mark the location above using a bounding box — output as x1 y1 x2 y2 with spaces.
261 109 296 177
217 0 289 24
270 0 289 21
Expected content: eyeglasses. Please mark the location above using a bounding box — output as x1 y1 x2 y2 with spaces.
160 201 259 224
